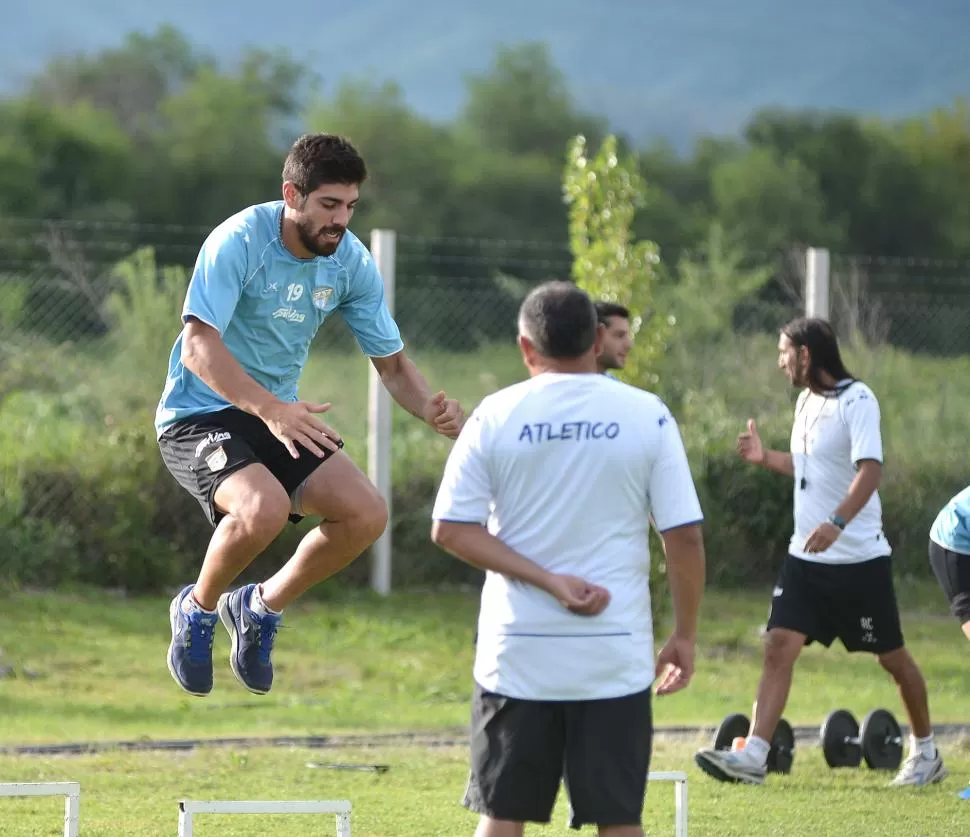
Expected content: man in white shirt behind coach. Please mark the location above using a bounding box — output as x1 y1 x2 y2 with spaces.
431 281 707 837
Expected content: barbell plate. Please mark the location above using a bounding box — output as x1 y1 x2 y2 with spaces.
767 718 796 774
860 708 903 770
713 713 750 751
821 709 861 768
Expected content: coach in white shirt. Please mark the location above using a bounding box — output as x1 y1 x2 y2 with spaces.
431 281 706 837
695 317 946 789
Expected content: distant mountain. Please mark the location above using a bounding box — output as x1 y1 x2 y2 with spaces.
3 0 969 150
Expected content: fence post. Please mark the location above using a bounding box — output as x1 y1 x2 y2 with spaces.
805 247 830 320
368 229 396 596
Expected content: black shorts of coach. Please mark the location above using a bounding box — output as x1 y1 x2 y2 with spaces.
158 407 344 528
464 682 653 830
766 554 904 653
928 539 970 624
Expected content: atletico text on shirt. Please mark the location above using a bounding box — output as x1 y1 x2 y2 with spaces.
431 372 704 702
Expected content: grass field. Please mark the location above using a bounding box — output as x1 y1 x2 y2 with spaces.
1 582 969 834
2 739 969 836
1 582 968 746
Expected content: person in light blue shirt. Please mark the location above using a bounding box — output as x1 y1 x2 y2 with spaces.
928 484 970 799
928 485 970 638
157 133 465 700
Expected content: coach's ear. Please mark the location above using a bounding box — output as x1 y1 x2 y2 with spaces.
593 322 605 357
518 333 537 367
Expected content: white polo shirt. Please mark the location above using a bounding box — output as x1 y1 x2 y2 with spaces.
431 372 703 701
789 379 891 564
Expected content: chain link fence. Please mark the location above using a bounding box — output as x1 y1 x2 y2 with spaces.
1 219 968 589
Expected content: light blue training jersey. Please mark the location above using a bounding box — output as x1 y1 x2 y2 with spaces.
154 201 403 436
930 485 970 556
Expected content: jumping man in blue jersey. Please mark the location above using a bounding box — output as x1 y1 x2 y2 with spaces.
155 134 464 697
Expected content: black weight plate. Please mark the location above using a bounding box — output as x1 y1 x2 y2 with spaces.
861 708 903 770
713 713 750 751
821 709 861 768
767 718 796 774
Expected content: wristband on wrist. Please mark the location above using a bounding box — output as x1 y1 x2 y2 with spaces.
828 513 847 530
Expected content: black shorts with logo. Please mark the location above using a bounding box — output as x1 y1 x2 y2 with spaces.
157 407 343 527
928 539 970 623
766 554 904 653
463 682 653 830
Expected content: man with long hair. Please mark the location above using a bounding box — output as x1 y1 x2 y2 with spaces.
695 317 946 788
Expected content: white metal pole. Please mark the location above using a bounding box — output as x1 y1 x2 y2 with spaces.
805 247 831 320
368 229 396 596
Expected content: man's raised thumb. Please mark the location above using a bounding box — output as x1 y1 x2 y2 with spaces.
747 418 758 435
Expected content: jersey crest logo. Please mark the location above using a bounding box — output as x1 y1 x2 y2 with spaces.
312 287 334 310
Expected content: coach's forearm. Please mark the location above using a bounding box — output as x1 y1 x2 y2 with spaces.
760 449 795 477
660 523 706 640
181 319 280 419
431 521 553 592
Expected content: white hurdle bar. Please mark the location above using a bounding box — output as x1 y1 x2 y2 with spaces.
178 799 352 836
0 782 81 837
648 771 688 837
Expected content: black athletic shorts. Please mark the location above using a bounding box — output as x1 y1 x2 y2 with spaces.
157 407 343 527
463 682 653 830
766 554 904 654
928 539 970 624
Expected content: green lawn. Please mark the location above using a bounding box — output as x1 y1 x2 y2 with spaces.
1 583 969 834
0 581 966 747
1 740 968 836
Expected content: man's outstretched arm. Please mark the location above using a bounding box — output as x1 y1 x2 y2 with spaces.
371 350 464 438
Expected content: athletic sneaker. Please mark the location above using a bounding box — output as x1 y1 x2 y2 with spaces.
167 585 218 696
890 750 948 787
218 584 281 695
694 747 767 785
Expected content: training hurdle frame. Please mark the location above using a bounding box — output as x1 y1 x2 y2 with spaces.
0 782 80 837
649 771 688 837
177 798 352 836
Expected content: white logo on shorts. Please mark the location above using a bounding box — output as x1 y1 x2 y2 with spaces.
772 586 784 597
205 446 228 472
195 431 231 458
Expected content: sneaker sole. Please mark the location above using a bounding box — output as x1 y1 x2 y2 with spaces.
167 594 211 698
218 593 270 696
694 752 765 785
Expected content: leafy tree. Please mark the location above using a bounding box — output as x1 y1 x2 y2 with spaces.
563 133 668 386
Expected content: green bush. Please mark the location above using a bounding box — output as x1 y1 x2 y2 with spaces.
0 248 965 595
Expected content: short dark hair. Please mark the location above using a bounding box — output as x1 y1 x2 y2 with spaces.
282 134 367 196
518 281 598 359
781 317 855 390
594 301 630 325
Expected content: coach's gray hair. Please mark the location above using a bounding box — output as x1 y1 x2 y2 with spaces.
517 281 598 359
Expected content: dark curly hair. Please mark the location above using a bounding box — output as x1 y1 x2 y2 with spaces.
282 134 367 196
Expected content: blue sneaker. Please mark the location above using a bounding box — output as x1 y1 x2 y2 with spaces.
217 584 281 695
958 784 970 800
167 585 218 696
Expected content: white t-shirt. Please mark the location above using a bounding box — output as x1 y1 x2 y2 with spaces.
431 372 703 701
788 380 891 564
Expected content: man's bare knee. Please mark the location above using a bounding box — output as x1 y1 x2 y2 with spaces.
228 485 290 539
763 629 803 672
349 488 388 546
878 647 914 679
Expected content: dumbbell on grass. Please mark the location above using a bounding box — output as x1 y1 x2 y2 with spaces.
820 708 903 770
712 712 796 774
